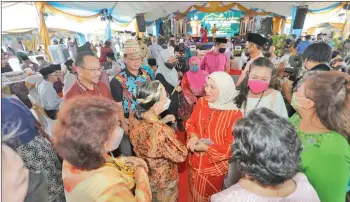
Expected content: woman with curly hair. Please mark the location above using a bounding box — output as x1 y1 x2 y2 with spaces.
53 96 152 202
234 57 288 118
212 108 320 201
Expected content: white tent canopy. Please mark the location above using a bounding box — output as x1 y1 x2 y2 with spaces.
1 2 345 32
38 2 342 21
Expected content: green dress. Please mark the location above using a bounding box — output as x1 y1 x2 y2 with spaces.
290 114 350 202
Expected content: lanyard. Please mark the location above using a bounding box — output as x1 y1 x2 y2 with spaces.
244 90 265 115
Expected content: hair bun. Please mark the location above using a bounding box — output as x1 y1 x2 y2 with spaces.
134 104 147 120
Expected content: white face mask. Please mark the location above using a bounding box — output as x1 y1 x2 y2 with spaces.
110 127 124 153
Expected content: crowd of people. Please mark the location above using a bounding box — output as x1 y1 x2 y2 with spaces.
2 30 350 202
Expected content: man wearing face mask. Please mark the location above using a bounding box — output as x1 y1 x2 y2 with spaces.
236 33 266 86
200 37 230 74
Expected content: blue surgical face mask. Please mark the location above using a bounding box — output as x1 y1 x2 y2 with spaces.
190 65 199 72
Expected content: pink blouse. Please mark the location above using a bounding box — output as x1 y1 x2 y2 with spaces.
211 173 320 202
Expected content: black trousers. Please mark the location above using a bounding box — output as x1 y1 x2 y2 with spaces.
44 109 57 120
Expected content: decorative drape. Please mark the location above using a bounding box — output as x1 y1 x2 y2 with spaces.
105 20 112 41
343 10 350 40
193 2 236 13
35 2 52 61
272 17 284 35
308 2 346 15
43 2 101 22
155 21 161 36
180 2 286 19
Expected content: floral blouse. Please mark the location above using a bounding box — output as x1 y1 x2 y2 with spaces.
129 114 188 193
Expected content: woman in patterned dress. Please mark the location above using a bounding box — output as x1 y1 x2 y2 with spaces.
1 97 66 202
129 80 188 201
53 96 152 202
186 72 243 202
290 71 350 202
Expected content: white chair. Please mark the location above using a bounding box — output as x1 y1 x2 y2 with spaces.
7 57 21 72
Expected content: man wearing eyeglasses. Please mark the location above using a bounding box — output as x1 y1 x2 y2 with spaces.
110 39 152 155
38 67 62 120
64 51 112 101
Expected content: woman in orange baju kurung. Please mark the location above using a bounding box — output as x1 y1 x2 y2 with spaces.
186 72 242 202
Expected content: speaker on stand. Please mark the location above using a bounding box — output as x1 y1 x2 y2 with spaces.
136 14 146 33
293 6 308 30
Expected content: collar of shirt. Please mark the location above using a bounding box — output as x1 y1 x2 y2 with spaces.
41 79 54 87
124 68 144 79
76 78 97 92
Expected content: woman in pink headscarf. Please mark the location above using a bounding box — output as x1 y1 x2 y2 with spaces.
181 56 209 118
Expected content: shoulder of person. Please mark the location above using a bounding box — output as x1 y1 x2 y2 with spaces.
155 72 165 80
210 183 242 202
110 74 123 86
62 86 77 101
196 97 207 107
320 132 350 156
273 89 284 99
98 80 109 90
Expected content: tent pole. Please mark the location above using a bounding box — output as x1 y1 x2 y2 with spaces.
34 2 52 62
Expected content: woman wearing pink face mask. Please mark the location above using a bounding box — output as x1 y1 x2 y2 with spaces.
234 57 288 118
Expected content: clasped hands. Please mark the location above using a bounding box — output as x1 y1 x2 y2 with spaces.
187 135 208 153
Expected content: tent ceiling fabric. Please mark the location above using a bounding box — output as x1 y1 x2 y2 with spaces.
50 2 198 21
48 2 343 21
1 1 344 31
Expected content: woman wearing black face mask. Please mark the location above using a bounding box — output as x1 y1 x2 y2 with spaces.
156 49 183 130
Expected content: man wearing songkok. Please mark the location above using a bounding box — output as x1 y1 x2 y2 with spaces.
236 33 266 86
200 37 230 74
38 67 62 119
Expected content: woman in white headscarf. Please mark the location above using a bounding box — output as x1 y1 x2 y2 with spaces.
155 49 181 126
186 71 243 202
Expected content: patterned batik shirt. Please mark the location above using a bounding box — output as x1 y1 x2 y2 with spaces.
110 68 152 118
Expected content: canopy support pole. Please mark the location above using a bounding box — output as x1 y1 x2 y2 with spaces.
35 2 52 62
